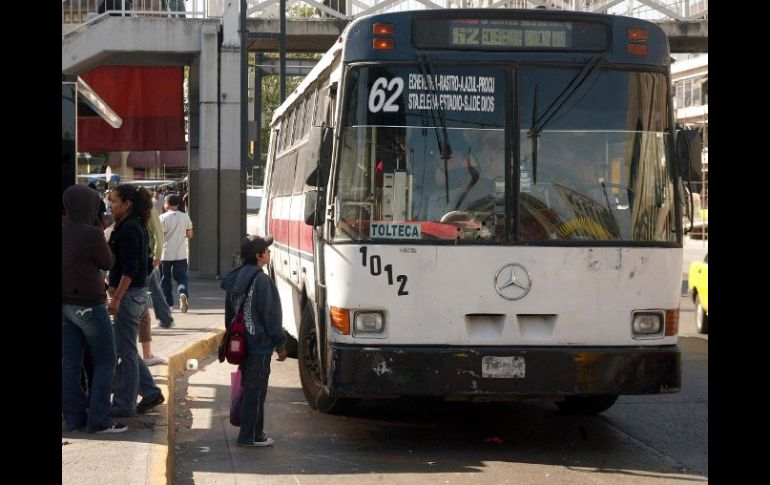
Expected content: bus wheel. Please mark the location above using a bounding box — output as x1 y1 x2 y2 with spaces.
555 395 618 414
298 302 357 414
695 295 708 334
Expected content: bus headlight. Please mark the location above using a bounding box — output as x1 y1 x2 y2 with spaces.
631 311 664 338
354 311 385 335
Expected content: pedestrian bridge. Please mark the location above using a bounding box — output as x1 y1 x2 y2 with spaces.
63 0 707 57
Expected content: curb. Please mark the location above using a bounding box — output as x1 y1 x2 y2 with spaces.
148 329 225 485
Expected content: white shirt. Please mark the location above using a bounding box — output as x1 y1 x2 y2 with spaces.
159 209 193 261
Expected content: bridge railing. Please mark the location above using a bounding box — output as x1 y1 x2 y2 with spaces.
63 0 707 36
244 0 707 21
62 0 215 35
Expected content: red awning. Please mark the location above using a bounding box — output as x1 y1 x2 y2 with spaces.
78 66 186 152
127 151 158 168
158 150 188 167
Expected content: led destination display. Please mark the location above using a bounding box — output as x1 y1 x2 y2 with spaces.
413 17 608 51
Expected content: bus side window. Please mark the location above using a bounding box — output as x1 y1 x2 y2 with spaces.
293 98 306 144
283 153 298 196
266 128 280 194
314 83 330 128
306 88 318 131
286 109 296 149
327 82 337 127
278 120 288 153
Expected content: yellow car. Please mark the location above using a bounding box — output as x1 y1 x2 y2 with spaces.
688 254 708 334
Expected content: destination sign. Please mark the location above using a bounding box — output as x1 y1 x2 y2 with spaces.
452 23 567 48
413 17 608 51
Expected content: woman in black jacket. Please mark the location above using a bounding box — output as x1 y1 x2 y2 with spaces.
107 184 165 416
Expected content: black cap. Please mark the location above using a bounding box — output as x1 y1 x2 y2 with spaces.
241 234 273 261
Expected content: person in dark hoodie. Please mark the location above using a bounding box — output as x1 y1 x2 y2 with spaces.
62 185 126 433
107 184 164 417
221 235 287 447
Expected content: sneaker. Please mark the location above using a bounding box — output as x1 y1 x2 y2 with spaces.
137 392 165 414
160 320 175 329
92 422 128 434
143 355 167 366
179 294 188 313
238 435 274 447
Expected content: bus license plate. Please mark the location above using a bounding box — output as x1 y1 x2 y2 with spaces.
482 356 525 378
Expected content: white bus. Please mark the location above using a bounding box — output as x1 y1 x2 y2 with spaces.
257 9 684 414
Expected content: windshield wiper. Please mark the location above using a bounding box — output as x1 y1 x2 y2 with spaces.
454 146 480 210
417 56 453 202
527 56 605 184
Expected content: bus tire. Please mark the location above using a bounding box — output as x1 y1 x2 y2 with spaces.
695 295 708 334
555 394 618 414
298 301 357 414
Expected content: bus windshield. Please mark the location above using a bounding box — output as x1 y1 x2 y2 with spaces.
335 64 676 244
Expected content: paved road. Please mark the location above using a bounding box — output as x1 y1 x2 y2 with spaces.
175 337 707 484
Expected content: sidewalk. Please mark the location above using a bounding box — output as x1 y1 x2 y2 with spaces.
62 275 227 485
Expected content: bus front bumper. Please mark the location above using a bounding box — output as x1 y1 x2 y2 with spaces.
329 344 680 400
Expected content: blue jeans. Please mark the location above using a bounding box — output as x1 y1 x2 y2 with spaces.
112 287 161 415
62 303 116 431
147 267 173 326
237 354 271 444
161 260 189 308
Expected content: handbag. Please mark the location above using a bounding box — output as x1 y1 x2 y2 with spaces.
219 271 259 365
229 370 243 426
225 309 247 365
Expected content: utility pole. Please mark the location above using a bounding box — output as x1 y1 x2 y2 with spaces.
240 0 248 238
280 0 286 102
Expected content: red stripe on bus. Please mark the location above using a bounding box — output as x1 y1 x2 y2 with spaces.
270 217 314 254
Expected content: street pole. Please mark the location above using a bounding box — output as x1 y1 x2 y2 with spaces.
254 53 263 181
280 0 286 103
240 0 248 237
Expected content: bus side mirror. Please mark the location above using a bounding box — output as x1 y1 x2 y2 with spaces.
304 190 325 227
305 125 334 187
675 128 703 184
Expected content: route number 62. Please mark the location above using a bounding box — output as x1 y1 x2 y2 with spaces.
368 77 404 113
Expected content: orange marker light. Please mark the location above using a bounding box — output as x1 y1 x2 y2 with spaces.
330 306 351 335
373 23 394 36
373 38 395 50
665 309 679 336
627 44 648 56
628 28 648 41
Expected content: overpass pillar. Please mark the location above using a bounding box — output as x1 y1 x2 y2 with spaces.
189 22 220 277
218 28 244 276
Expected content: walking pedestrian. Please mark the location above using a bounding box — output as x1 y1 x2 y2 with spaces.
147 206 175 329
221 235 287 447
159 193 193 312
140 206 172 366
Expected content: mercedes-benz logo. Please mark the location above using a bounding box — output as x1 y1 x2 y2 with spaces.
494 263 532 300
